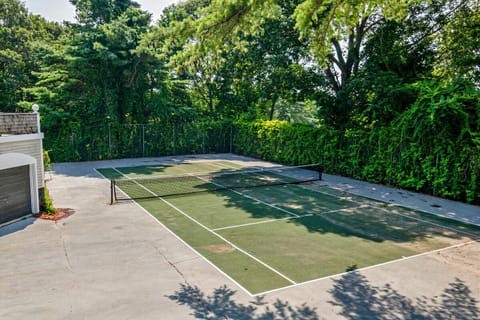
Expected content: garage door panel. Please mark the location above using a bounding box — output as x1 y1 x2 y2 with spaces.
0 166 31 224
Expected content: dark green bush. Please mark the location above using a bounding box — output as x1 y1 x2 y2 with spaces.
233 119 479 204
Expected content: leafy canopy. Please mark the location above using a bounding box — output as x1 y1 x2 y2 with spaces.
170 0 419 63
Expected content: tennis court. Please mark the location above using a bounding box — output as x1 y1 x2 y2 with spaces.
96 160 480 296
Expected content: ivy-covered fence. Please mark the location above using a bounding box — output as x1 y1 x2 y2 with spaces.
44 120 233 162
233 120 479 204
44 117 479 204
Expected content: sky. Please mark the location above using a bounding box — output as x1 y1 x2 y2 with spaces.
24 0 181 24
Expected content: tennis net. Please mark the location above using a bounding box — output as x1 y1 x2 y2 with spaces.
110 164 323 203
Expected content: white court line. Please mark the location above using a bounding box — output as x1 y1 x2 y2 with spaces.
209 163 480 292
111 167 297 286
296 184 480 239
95 168 255 297
255 240 476 296
210 161 243 170
213 204 368 232
206 161 369 229
100 166 478 297
213 214 313 231
188 169 301 218
210 164 361 220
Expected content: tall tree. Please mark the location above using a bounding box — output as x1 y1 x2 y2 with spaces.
70 0 139 25
163 0 422 127
157 0 322 120
65 0 155 124
434 0 480 84
0 0 64 111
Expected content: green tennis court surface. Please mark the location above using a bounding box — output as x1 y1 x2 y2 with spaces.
97 161 480 295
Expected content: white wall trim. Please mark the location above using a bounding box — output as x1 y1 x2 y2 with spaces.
0 133 43 144
29 163 39 214
0 153 39 213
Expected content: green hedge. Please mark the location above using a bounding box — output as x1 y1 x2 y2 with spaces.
233 120 479 204
43 114 479 204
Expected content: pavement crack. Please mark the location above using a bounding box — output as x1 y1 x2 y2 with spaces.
55 222 73 272
151 244 190 286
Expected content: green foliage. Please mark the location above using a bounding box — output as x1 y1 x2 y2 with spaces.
45 119 233 162
156 0 322 119
0 0 65 111
434 3 480 84
293 0 407 62
40 188 56 215
233 110 480 204
43 150 51 170
2 0 480 208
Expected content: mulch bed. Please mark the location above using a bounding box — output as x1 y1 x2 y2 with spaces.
34 208 74 221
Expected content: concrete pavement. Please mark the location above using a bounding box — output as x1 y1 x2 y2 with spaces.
1 154 479 319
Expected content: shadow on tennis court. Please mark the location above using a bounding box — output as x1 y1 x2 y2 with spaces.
329 272 479 320
168 284 320 319
208 169 480 244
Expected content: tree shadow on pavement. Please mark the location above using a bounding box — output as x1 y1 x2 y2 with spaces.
329 272 480 320
168 284 320 320
168 274 479 320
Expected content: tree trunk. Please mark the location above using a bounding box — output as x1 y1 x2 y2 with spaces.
269 96 278 120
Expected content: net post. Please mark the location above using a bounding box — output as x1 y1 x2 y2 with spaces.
110 180 115 205
229 124 233 153
314 164 323 181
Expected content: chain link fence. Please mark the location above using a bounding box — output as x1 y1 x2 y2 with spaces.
45 121 233 162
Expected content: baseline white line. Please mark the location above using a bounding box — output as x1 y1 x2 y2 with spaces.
213 214 313 231
112 167 297 286
254 240 476 296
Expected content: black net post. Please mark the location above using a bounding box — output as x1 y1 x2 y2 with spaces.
312 164 323 180
229 125 233 153
110 180 115 205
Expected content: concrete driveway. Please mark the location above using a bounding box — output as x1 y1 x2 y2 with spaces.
1 154 479 320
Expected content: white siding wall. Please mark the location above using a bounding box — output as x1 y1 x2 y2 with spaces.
0 134 44 188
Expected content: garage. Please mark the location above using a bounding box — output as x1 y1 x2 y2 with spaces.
0 165 31 224
0 153 39 225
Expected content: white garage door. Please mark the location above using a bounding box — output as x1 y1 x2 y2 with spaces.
0 165 31 224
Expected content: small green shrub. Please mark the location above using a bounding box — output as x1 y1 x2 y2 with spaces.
43 150 51 170
41 188 56 215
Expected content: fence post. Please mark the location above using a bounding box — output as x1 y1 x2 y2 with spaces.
108 123 111 155
71 132 75 160
142 124 145 157
229 124 233 153
172 122 176 155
